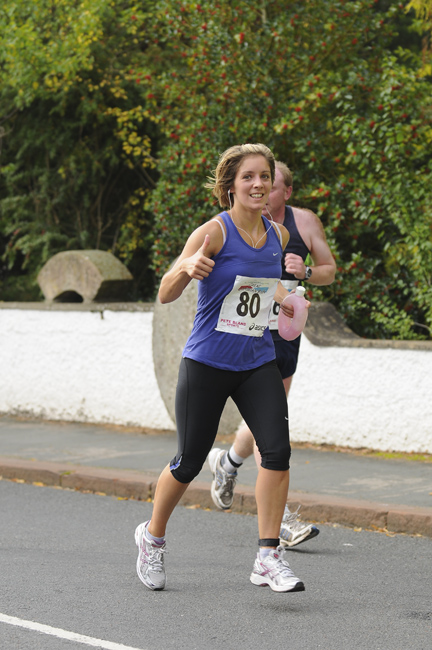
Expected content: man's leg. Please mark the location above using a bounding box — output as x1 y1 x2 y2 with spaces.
208 416 256 509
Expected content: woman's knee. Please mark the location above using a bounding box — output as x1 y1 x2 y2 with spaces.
260 439 291 471
169 455 203 483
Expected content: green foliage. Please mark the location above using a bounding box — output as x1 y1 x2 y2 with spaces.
407 0 432 20
406 0 432 76
0 0 158 300
139 0 432 340
1 0 431 339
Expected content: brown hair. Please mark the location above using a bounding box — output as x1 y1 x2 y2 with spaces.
205 143 275 208
275 161 293 188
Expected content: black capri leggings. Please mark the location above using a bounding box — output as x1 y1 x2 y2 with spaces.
170 358 291 484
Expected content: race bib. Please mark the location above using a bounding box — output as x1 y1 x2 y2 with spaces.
216 275 279 337
268 279 299 330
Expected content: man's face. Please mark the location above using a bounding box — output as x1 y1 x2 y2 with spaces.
262 168 292 217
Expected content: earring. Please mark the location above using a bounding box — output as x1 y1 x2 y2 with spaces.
228 189 233 211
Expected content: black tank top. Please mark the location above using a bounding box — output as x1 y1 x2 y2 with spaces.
281 206 310 281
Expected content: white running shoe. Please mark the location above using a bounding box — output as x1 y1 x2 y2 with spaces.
134 521 166 591
279 505 320 548
250 546 305 592
208 447 237 510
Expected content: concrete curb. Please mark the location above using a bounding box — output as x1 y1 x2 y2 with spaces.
1 457 431 538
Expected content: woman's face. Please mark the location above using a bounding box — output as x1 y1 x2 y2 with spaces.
231 155 273 213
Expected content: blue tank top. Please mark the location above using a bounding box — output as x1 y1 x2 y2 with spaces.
182 211 283 371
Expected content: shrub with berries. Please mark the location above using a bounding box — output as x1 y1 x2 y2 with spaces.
1 0 430 338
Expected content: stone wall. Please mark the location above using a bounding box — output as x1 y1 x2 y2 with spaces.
0 300 431 453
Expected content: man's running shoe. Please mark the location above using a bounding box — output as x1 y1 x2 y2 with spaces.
208 448 237 510
250 546 305 592
280 505 320 548
134 521 166 591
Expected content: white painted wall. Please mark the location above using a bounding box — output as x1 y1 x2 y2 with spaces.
0 305 431 453
289 336 432 454
0 307 174 430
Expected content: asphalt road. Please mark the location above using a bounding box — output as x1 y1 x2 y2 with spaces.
1 479 431 650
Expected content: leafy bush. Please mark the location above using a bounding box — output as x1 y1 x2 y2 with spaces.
0 0 158 300
142 0 432 339
1 0 430 339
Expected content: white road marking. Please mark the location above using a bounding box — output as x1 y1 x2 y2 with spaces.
0 613 146 650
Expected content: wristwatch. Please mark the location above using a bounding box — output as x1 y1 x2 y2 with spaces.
304 266 312 280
